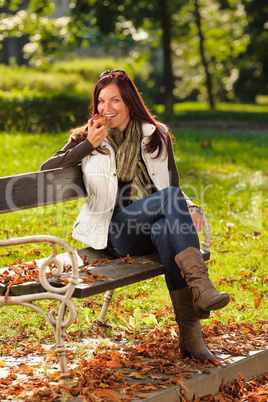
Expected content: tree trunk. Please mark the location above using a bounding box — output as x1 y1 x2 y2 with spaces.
194 0 215 109
158 0 175 113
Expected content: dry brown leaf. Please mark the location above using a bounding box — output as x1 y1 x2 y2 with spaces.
94 388 122 401
254 297 261 309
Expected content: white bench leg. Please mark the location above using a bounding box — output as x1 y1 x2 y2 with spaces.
0 235 79 382
97 289 115 325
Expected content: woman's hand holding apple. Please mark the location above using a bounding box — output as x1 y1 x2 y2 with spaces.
87 114 108 148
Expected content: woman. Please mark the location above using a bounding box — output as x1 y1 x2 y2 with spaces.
41 70 230 362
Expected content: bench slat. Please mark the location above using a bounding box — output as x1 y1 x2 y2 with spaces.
1 248 210 298
0 246 114 296
6 254 164 298
0 166 87 214
74 253 164 298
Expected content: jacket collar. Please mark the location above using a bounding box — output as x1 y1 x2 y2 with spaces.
142 122 156 137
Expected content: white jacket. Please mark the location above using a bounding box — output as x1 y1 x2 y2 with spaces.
72 122 190 249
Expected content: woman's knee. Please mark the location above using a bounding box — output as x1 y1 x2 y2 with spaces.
161 186 183 198
160 186 188 214
161 186 185 205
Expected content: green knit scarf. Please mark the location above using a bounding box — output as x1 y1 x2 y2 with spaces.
107 119 152 202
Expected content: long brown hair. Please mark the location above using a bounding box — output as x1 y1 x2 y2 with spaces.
70 73 168 157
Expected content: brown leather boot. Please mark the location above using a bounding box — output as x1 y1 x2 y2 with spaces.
175 247 230 318
170 287 215 362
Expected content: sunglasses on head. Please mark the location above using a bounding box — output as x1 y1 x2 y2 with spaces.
98 70 129 81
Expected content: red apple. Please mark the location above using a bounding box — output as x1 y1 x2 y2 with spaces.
90 114 107 128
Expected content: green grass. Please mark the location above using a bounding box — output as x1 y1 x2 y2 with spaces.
154 101 268 123
0 128 267 344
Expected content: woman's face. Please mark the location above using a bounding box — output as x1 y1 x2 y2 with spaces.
97 83 130 132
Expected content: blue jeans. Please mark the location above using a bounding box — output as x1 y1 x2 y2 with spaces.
107 186 200 291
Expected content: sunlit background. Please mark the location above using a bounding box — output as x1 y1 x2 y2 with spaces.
0 0 267 134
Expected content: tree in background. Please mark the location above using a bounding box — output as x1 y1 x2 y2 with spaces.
171 0 250 103
193 0 215 109
83 0 251 107
158 0 175 112
0 0 266 106
70 0 176 112
234 0 268 101
0 0 74 65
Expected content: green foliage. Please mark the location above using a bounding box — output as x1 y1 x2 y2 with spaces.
115 307 159 335
28 0 54 15
0 64 94 94
0 59 153 132
171 0 250 102
51 57 119 80
0 57 151 96
0 90 90 132
0 60 101 132
1 0 267 104
51 55 152 87
234 0 268 101
0 0 24 12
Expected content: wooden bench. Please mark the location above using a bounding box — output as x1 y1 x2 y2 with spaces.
0 166 211 382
